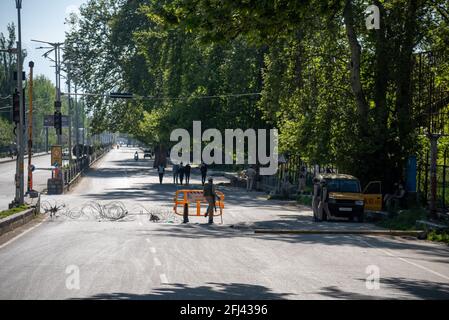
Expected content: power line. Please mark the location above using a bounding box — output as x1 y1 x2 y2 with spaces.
60 91 262 101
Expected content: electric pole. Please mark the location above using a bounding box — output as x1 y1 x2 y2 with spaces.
13 0 25 206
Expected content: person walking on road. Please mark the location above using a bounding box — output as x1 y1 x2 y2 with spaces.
179 162 185 185
158 164 165 184
245 166 257 191
203 177 216 224
173 163 179 184
184 163 191 184
200 161 208 186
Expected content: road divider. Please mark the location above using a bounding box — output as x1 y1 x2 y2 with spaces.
0 198 41 237
253 229 425 237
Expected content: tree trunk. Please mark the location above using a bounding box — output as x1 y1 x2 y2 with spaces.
343 0 369 133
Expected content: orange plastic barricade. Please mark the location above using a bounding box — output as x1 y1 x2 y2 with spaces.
173 189 225 218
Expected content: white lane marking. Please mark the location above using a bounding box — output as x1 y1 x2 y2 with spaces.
150 247 156 254
0 216 47 250
146 238 151 243
358 237 449 281
160 273 169 284
154 257 162 266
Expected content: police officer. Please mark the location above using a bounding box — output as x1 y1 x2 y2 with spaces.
203 177 216 224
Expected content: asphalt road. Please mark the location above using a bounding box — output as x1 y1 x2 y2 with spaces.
0 154 53 210
0 147 449 300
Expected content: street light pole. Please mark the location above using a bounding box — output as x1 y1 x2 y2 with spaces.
14 0 25 206
66 66 73 163
32 40 64 146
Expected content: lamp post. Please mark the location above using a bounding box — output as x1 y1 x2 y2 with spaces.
14 0 25 206
31 39 64 146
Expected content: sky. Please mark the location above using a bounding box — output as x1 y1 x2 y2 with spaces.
0 0 88 85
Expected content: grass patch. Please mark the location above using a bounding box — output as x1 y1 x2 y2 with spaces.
427 230 449 245
297 194 312 206
376 208 427 230
0 205 30 219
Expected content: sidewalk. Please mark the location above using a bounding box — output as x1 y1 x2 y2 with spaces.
0 152 49 164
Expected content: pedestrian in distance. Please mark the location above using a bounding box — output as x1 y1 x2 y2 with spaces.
173 163 179 184
184 163 191 185
200 161 208 186
245 165 257 191
179 162 185 185
203 177 216 224
158 164 165 184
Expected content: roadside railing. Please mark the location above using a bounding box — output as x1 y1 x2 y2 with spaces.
62 146 112 187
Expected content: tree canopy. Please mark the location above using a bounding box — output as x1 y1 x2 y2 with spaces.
64 0 449 186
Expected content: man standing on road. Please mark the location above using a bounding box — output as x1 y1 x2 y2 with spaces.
203 177 216 224
184 163 191 185
200 161 208 186
158 164 165 184
173 163 179 184
245 166 257 191
179 162 185 185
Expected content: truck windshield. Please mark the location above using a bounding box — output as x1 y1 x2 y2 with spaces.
325 179 361 193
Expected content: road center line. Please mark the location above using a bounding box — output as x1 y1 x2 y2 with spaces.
358 237 449 281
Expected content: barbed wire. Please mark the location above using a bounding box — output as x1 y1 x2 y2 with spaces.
40 199 178 223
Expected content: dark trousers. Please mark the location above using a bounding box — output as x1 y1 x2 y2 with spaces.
201 174 207 185
179 174 184 185
185 173 190 184
205 196 214 223
158 173 164 184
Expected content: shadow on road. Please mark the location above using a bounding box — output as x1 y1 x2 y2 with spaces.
135 223 449 263
74 282 292 300
318 277 449 299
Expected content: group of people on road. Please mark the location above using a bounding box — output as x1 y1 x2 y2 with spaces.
155 161 209 186
172 162 192 185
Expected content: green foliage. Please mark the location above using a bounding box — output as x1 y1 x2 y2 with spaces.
296 194 313 206
376 208 427 230
64 0 449 187
0 204 29 219
0 117 14 147
427 230 449 245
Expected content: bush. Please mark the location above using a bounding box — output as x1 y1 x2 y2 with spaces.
427 230 449 245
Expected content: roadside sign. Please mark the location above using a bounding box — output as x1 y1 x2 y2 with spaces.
51 145 62 168
44 115 69 127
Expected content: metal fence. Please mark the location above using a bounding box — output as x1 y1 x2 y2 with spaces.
417 150 449 210
62 146 111 187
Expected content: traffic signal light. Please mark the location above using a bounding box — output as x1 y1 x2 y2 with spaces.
11 89 25 124
54 111 62 135
12 90 20 123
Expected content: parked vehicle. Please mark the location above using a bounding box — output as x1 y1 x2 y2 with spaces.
312 174 382 222
143 149 152 159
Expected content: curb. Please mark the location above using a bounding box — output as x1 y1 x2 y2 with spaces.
253 229 425 236
0 206 41 237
